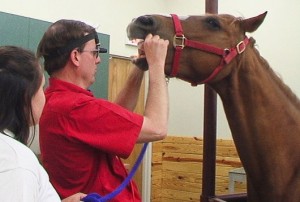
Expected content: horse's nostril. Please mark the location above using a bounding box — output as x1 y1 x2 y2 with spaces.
136 16 154 26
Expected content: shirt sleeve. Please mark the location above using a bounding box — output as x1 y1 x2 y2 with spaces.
66 98 143 158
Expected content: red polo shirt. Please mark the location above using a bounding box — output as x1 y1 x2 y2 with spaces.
39 78 143 201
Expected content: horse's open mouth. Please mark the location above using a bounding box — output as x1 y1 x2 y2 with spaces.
129 39 149 70
127 15 163 70
127 24 150 70
136 40 145 58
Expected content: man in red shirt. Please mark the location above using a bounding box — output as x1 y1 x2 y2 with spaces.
37 19 169 202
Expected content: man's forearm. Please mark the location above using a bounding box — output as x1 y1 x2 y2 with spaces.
114 66 145 111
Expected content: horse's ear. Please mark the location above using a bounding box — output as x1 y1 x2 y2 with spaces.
241 11 267 33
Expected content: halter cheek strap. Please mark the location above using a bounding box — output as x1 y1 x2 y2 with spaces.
170 14 249 85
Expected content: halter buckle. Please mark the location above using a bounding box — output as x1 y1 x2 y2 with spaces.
173 34 186 49
236 41 246 54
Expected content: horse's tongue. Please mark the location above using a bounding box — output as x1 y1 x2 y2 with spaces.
137 41 145 57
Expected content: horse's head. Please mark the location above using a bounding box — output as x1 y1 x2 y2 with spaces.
127 12 267 85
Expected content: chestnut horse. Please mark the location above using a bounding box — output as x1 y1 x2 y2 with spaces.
127 12 300 202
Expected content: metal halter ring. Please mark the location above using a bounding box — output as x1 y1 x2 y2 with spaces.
173 34 186 49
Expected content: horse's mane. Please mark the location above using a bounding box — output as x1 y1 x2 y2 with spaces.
251 39 300 108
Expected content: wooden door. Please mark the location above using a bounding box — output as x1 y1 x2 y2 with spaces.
108 56 145 194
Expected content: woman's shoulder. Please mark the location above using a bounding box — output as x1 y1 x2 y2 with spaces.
0 131 61 202
0 132 40 171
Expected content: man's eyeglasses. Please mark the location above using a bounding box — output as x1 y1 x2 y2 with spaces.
81 49 101 58
80 43 107 58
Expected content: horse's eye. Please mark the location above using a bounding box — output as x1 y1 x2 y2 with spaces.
205 17 221 30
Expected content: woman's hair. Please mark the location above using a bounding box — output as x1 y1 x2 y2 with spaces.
36 19 97 76
0 46 42 145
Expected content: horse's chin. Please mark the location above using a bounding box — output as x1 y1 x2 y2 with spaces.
130 39 149 71
132 57 149 71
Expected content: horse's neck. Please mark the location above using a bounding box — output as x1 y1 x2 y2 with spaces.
213 48 300 143
211 48 300 198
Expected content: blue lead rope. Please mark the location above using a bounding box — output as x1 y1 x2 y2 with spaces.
82 143 149 202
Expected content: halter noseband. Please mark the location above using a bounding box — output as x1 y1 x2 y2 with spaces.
170 14 249 85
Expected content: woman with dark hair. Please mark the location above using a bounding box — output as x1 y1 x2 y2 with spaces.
0 46 86 202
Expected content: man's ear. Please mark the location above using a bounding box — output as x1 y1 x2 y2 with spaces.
70 49 80 66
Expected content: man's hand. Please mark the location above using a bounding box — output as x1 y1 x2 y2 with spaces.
143 34 169 72
61 193 87 202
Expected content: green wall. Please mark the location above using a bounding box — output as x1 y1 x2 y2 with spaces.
0 11 110 99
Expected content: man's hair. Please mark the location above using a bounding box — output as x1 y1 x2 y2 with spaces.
0 46 42 145
36 19 97 75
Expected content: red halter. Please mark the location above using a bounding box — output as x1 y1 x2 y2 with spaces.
170 14 249 85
